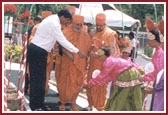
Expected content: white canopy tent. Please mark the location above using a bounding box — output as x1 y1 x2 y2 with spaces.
75 4 141 28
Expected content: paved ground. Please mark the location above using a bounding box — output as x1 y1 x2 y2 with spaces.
4 52 154 111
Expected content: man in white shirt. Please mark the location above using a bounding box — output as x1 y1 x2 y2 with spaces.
28 8 86 111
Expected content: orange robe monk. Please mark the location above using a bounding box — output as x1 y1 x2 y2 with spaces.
54 6 75 85
54 24 68 85
86 13 120 111
57 15 91 111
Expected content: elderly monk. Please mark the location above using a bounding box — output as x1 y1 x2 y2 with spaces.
57 14 91 111
28 11 53 95
54 6 76 85
85 13 120 111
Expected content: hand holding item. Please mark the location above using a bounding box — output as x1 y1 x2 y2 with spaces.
52 48 60 56
63 48 74 61
139 75 145 82
78 50 87 58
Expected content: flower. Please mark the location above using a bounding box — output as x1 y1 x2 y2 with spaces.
29 19 33 27
12 20 20 26
24 21 26 25
18 13 24 19
5 44 22 62
4 4 17 14
96 49 105 56
24 11 30 17
118 38 132 52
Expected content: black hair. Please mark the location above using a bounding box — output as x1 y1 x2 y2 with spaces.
86 23 92 26
150 29 161 43
100 46 110 57
58 8 73 19
34 15 42 22
129 31 134 38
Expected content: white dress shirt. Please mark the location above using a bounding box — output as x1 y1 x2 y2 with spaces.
31 15 79 53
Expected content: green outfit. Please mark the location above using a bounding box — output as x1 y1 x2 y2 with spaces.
105 67 143 111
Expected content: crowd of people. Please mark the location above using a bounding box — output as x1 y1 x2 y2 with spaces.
24 6 164 111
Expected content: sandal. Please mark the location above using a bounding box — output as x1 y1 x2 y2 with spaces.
70 107 79 111
59 105 65 111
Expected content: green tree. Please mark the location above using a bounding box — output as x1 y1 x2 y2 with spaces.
114 4 164 31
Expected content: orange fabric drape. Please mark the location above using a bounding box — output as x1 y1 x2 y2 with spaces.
54 24 67 84
87 26 120 110
57 24 91 104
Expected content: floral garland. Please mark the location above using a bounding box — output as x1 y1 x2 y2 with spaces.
118 38 130 50
4 4 17 14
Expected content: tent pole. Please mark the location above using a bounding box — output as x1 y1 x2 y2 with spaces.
153 4 158 23
79 4 82 15
119 4 125 37
133 23 140 62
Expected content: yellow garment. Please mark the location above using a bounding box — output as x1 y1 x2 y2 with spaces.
87 26 120 110
57 24 91 105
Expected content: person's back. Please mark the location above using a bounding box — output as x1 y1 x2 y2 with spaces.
31 15 60 52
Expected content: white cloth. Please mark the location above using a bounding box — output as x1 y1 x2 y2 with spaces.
31 15 79 53
132 39 136 47
156 69 164 84
92 69 101 78
145 62 154 74
107 81 113 98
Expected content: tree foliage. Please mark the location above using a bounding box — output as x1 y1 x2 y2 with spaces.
7 4 164 31
115 4 164 31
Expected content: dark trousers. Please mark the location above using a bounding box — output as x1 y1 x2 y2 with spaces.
28 43 48 110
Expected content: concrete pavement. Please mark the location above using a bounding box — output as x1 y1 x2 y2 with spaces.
4 52 153 111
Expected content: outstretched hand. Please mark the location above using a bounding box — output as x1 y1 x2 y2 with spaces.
52 48 60 56
139 75 145 82
78 50 87 58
